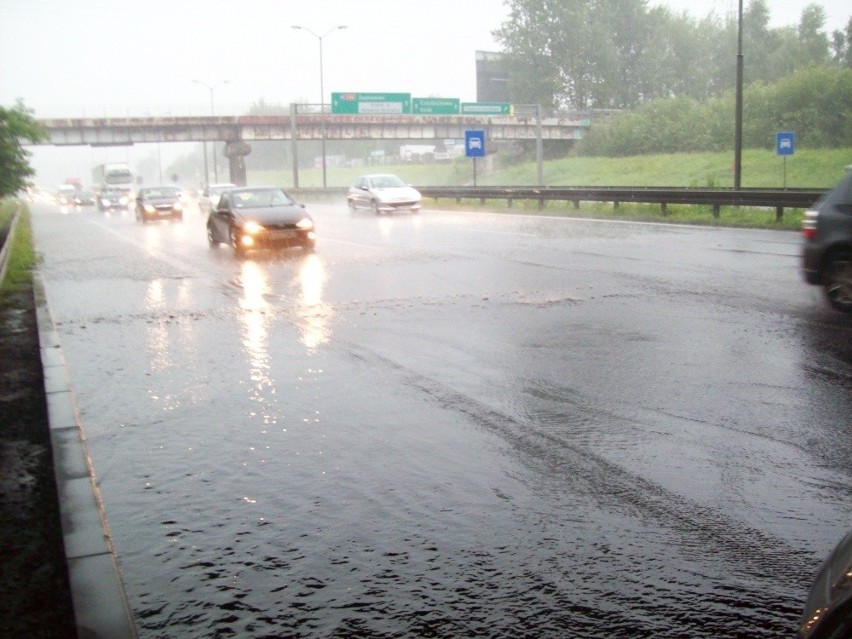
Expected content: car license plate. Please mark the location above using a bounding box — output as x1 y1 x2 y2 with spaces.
267 230 297 240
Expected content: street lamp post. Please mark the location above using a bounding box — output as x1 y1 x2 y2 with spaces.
291 25 347 188
192 79 230 185
734 0 744 189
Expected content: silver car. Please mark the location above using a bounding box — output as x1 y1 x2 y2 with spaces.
347 174 421 215
199 182 237 214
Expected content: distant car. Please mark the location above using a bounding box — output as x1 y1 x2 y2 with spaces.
802 167 852 312
207 186 315 256
199 182 237 214
796 529 852 639
57 185 77 205
72 190 95 206
135 186 183 223
347 173 421 215
97 188 128 211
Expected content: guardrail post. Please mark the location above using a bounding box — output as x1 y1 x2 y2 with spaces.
573 200 580 209
508 198 513 208
713 204 721 218
775 206 783 222
660 203 667 216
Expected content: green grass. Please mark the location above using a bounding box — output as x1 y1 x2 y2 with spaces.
252 147 852 190
0 200 37 296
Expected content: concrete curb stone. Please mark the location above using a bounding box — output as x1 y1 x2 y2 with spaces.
33 274 138 639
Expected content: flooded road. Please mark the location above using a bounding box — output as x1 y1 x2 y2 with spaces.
31 200 851 638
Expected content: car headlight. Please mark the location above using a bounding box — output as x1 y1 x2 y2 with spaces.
296 218 314 230
119 197 128 205
173 202 183 211
144 204 155 213
101 199 109 206
243 221 264 235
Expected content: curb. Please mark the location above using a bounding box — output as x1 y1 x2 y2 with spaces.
33 274 138 639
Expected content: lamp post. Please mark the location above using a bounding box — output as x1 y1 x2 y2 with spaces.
291 25 347 188
734 0 744 189
192 79 230 185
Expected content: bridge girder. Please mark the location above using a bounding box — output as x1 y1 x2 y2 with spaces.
36 114 589 147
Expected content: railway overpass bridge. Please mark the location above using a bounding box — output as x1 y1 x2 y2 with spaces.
35 109 591 186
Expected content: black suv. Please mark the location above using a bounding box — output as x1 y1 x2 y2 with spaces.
802 168 852 313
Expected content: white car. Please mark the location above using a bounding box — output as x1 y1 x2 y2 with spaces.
347 174 421 215
199 182 237 214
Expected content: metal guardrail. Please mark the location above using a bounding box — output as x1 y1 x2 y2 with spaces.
415 186 827 220
289 186 825 220
0 204 22 286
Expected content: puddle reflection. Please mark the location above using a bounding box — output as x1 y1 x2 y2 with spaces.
295 254 333 350
144 278 199 410
239 261 273 405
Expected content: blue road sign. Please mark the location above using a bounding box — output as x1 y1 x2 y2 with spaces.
465 130 486 158
776 131 795 156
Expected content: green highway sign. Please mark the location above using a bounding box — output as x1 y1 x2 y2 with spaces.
412 98 460 115
331 92 412 114
460 102 513 115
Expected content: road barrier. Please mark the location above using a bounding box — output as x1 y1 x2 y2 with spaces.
0 204 22 286
416 186 826 220
290 186 826 220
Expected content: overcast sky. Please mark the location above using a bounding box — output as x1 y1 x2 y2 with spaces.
1 0 849 185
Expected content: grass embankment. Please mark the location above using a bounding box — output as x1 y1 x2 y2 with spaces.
0 200 37 296
251 147 852 230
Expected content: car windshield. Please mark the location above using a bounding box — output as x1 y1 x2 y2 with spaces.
231 189 294 208
142 187 177 198
210 185 236 196
370 175 407 188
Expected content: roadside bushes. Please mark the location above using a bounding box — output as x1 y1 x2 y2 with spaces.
578 66 852 156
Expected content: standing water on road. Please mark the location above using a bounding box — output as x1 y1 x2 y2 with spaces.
31 203 851 637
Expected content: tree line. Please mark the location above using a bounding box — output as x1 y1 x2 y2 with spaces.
577 66 851 155
495 0 851 111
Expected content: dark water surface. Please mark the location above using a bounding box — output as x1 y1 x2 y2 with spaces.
32 204 851 637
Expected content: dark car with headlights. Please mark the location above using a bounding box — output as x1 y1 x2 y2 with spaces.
98 188 129 211
802 167 852 312
206 186 315 255
72 190 95 206
135 186 183 223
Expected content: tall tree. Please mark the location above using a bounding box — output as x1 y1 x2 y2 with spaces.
494 0 847 111
798 4 831 64
0 101 47 198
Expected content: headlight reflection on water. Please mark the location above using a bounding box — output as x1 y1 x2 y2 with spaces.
296 254 332 350
143 278 200 410
239 261 273 407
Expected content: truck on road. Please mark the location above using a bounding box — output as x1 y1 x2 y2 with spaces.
92 163 134 197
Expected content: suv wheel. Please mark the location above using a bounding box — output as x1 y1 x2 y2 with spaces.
230 227 245 256
824 249 852 313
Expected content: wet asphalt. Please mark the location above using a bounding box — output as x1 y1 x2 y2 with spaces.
30 199 851 638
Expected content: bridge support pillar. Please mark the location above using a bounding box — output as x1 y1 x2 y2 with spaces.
224 141 252 186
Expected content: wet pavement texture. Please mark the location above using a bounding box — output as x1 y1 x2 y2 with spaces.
31 201 851 638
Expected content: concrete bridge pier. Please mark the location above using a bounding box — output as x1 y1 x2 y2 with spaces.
224 141 251 186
